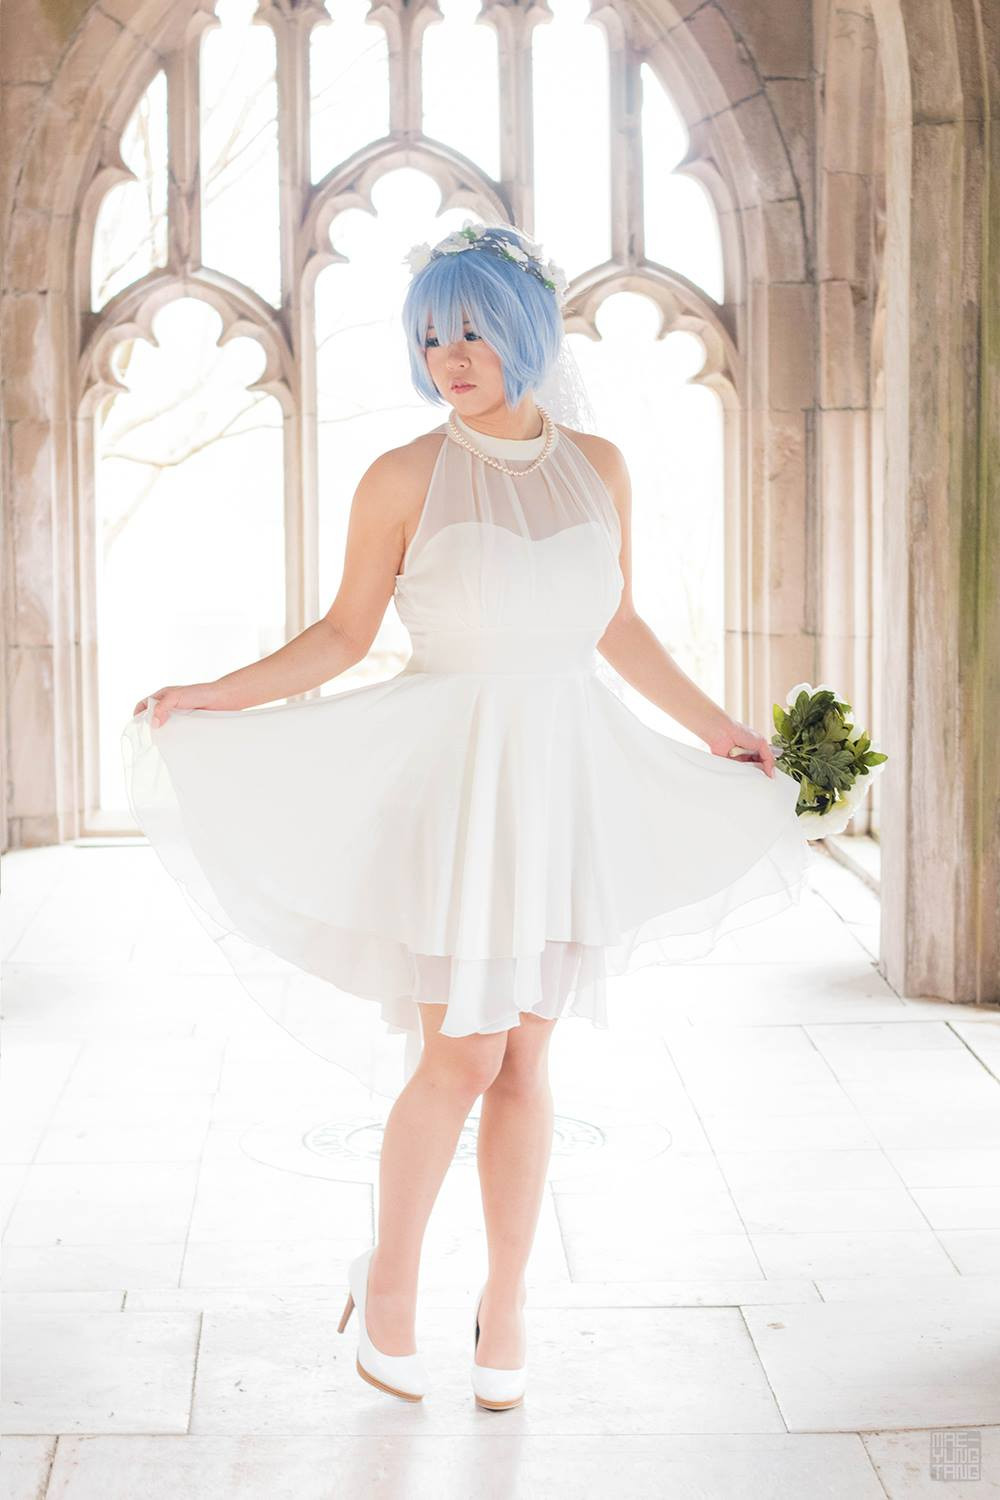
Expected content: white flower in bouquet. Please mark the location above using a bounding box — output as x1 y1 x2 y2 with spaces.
771 682 888 837
785 680 837 707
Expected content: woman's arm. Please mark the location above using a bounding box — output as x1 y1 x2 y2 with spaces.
206 618 363 712
591 438 776 776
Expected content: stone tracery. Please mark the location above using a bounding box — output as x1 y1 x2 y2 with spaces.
2 0 997 1003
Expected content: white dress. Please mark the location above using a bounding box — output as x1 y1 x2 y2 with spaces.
121 414 817 1100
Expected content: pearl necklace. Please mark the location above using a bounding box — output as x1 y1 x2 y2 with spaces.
447 404 557 475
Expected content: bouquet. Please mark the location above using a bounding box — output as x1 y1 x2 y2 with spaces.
771 682 887 836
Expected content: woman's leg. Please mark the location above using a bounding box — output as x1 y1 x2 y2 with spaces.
474 1011 558 1368
364 1001 508 1355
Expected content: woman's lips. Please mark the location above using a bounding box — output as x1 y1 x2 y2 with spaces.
451 382 475 391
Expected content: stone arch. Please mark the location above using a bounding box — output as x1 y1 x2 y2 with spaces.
5 0 997 1008
2 0 818 849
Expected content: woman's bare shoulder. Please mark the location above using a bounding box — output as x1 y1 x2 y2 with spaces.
555 424 624 487
384 426 447 468
364 428 447 498
555 422 620 456
358 429 448 546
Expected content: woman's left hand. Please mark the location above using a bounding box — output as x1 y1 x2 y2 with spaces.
705 718 776 777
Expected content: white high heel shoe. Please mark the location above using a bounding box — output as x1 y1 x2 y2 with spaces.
337 1246 427 1401
470 1284 527 1410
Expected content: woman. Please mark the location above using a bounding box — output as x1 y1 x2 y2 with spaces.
123 222 814 1412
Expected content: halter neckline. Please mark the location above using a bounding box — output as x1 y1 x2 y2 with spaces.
450 410 558 459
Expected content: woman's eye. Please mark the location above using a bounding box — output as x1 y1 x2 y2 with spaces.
424 332 479 348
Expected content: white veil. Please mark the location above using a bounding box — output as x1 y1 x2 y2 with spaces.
536 338 598 433
536 339 629 707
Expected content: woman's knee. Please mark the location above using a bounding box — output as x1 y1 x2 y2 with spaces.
488 1011 557 1095
416 1004 508 1097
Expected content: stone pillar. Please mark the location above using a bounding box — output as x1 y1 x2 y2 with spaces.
872 0 1000 1002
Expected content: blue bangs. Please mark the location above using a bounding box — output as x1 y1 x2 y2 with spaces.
401 230 564 408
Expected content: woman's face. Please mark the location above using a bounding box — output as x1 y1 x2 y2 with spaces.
423 312 508 412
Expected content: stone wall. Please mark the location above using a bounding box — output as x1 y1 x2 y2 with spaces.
2 0 997 1001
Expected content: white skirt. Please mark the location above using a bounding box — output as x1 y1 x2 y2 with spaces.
120 666 818 1103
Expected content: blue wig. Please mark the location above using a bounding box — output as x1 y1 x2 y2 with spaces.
401 226 564 409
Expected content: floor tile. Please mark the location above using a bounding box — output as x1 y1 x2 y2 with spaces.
39 1433 891 1500
0 1436 56 1500
189 1306 785 1435
5 841 998 1493
742 1300 1000 1430
1 1311 200 1435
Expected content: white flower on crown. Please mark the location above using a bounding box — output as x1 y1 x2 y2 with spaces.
545 259 568 294
403 220 567 297
405 242 433 274
438 227 477 254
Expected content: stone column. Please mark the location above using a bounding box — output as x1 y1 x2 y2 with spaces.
873 0 1000 1002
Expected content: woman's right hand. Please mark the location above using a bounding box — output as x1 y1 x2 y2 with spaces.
132 683 220 728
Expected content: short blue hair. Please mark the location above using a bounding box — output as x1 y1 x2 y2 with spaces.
402 225 564 409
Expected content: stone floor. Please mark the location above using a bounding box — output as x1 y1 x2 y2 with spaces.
2 839 1000 1499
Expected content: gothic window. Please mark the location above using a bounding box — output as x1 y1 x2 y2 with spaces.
91 72 169 311
80 0 736 829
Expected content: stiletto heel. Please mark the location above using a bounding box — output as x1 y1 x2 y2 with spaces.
470 1284 527 1410
338 1245 427 1401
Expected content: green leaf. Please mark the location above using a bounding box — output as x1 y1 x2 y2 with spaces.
807 758 835 789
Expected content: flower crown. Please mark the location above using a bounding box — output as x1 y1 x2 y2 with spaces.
404 220 568 301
